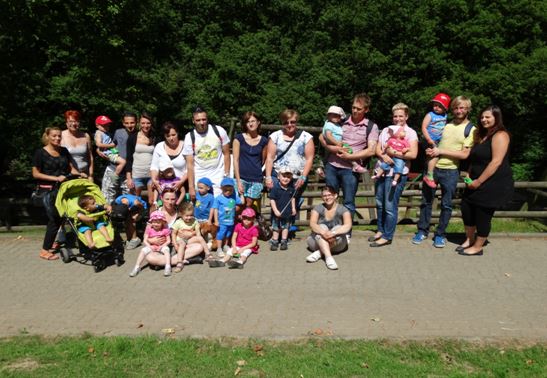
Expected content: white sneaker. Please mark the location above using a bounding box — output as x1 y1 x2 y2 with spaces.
325 257 338 270
217 250 225 258
164 266 171 277
129 266 140 277
126 238 142 250
346 234 351 244
306 250 321 263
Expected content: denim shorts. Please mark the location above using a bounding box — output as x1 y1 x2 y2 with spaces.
216 224 235 240
133 177 151 189
271 217 292 231
241 179 263 199
78 221 107 234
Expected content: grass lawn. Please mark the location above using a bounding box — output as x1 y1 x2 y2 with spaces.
0 336 545 377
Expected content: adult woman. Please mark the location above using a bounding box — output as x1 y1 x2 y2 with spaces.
233 111 268 210
143 188 204 269
459 106 513 256
306 186 352 270
150 122 187 204
61 110 93 180
32 127 80 260
370 103 418 247
264 109 314 214
126 112 156 204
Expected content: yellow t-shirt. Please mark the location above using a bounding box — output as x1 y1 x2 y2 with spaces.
436 121 475 169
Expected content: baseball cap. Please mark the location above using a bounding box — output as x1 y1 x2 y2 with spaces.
197 177 213 188
95 115 112 126
277 166 294 175
220 177 235 187
241 208 256 218
159 159 174 172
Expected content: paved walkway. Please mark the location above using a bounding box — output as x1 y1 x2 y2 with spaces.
1 232 546 340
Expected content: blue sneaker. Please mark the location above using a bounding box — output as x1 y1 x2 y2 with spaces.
411 232 427 245
433 235 446 248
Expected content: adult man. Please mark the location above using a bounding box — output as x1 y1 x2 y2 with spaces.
100 111 140 249
412 95 475 248
183 107 231 199
320 93 379 217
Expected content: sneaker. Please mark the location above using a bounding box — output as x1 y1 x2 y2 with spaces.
306 250 321 263
325 256 338 270
227 259 244 269
280 240 288 250
126 238 142 250
411 232 427 245
433 235 446 248
129 267 140 277
216 250 225 258
164 267 171 277
207 259 226 268
423 176 437 188
270 241 279 251
346 234 351 244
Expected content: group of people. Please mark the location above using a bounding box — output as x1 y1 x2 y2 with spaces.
31 92 513 270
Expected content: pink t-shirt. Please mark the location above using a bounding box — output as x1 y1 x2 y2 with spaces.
387 136 410 152
144 225 171 251
375 124 418 176
327 117 379 169
234 223 259 253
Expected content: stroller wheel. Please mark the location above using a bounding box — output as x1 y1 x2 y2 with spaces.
115 258 124 267
60 247 73 263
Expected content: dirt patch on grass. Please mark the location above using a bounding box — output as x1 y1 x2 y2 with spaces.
3 358 41 372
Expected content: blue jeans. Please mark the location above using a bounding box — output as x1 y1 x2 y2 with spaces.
375 175 407 240
325 163 358 215
417 168 459 237
379 158 405 175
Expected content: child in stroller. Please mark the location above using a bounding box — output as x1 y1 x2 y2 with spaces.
54 178 124 272
77 195 114 249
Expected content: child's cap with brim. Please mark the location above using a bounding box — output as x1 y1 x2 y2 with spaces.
220 177 235 187
95 115 112 125
197 177 214 188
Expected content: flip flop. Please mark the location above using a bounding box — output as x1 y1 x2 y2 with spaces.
40 250 59 260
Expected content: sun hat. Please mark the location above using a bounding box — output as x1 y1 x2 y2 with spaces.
159 159 174 172
241 208 256 218
95 115 112 125
148 210 166 222
326 105 346 118
220 177 235 187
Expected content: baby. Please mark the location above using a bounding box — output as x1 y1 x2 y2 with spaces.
372 126 410 186
94 115 126 178
76 194 113 249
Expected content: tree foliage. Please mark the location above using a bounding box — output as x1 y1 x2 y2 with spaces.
1 0 545 180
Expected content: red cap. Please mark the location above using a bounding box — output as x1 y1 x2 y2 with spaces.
95 115 112 126
431 93 451 111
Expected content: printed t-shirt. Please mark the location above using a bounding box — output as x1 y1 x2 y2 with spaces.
212 193 242 226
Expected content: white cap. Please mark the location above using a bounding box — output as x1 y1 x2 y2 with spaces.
159 159 174 172
327 105 346 118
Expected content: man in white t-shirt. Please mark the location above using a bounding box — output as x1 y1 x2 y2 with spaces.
183 107 231 198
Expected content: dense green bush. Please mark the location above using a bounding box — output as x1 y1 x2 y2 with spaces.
1 0 545 180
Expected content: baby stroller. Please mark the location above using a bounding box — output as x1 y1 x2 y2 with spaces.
54 178 125 272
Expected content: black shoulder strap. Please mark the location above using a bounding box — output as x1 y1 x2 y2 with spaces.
191 124 223 156
274 129 303 163
464 122 474 138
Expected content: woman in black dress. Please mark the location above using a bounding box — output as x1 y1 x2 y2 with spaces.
32 127 80 260
458 106 513 256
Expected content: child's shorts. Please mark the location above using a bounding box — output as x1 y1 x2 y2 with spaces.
241 179 263 199
271 217 292 231
133 177 151 189
78 221 107 233
107 153 120 164
216 224 235 240
227 247 253 258
142 245 170 255
176 237 190 245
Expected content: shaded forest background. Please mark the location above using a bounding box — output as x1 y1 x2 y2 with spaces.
1 0 545 181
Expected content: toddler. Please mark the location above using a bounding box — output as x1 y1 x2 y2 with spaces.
208 207 259 269
372 126 410 186
76 195 113 249
155 160 185 206
171 202 211 273
269 167 296 251
321 105 366 174
421 93 451 188
194 177 218 250
94 115 126 177
129 210 172 277
212 177 243 256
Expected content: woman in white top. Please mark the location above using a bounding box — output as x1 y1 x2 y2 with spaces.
150 121 187 201
126 112 156 204
61 110 93 180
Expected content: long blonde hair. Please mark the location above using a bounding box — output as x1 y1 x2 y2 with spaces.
41 126 61 145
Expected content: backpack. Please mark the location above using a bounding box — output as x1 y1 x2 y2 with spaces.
361 119 378 168
189 124 223 155
459 122 474 172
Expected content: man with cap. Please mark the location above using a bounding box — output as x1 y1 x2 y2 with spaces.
211 177 243 255
182 107 231 199
98 111 140 249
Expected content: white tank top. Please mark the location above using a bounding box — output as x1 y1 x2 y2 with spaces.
132 144 154 178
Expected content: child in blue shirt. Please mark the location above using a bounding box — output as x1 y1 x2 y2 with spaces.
269 166 296 251
212 177 242 256
421 93 451 188
195 177 218 250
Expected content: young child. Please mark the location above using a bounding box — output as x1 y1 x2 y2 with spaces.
155 160 184 206
269 167 297 251
129 210 172 277
76 195 113 249
171 202 211 273
372 126 411 186
194 177 218 250
212 177 243 256
421 93 451 188
208 207 259 269
321 105 366 174
94 115 126 178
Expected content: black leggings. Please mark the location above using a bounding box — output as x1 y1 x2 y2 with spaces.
42 190 61 250
460 198 496 238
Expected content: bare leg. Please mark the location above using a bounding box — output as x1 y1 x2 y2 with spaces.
83 230 95 249
97 225 113 242
281 228 289 241
461 226 476 248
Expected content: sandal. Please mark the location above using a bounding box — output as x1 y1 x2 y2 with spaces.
40 250 59 260
173 262 184 273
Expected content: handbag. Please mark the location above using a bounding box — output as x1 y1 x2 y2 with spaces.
31 185 53 207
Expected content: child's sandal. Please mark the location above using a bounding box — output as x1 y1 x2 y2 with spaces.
173 262 184 273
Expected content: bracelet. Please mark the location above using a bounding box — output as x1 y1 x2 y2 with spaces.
300 176 307 181
265 176 272 180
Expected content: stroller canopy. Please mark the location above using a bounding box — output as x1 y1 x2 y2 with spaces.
55 179 107 218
